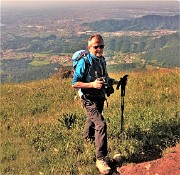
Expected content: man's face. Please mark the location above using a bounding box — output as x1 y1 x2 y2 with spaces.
88 37 104 58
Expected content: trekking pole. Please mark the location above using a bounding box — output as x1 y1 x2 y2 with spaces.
116 75 128 133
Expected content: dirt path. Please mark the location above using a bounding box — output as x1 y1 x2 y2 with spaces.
117 146 180 175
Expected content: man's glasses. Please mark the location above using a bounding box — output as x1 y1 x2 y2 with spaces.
92 45 105 49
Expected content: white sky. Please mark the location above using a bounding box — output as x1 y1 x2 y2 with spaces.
1 0 179 1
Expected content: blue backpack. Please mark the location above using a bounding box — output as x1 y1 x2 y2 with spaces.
72 50 91 81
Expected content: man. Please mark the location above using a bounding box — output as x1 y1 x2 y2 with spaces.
72 34 118 174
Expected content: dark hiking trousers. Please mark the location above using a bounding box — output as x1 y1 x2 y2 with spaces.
82 97 107 160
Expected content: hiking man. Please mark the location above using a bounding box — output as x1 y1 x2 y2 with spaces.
72 34 118 174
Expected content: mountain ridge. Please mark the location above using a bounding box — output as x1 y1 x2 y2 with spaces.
84 15 180 32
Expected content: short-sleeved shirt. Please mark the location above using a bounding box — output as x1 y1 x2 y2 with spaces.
72 52 108 99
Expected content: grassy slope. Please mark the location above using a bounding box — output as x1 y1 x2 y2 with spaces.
0 69 180 175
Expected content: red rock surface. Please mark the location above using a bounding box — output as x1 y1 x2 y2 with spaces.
118 146 180 175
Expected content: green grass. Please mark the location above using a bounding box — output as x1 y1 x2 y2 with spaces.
33 53 49 57
30 60 50 66
0 68 180 174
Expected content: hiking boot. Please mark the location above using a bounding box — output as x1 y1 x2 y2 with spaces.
113 153 122 166
96 159 111 174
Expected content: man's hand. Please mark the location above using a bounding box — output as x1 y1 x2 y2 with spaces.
92 79 104 89
113 80 120 85
72 78 105 89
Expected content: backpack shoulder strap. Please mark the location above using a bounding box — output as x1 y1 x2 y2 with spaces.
100 56 107 76
77 51 90 61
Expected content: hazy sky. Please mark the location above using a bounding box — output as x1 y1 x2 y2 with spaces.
2 0 179 1
2 0 178 8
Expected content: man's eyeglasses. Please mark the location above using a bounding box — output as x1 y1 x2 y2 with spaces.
92 45 105 49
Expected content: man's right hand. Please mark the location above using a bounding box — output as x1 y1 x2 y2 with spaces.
92 79 104 89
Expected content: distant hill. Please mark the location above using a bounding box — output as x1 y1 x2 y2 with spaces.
83 15 180 32
0 59 62 83
1 32 179 83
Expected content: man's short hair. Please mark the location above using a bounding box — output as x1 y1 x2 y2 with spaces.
88 34 104 42
88 34 104 46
